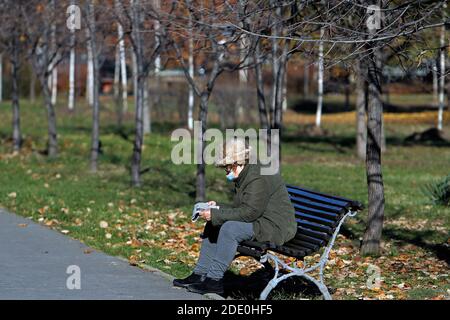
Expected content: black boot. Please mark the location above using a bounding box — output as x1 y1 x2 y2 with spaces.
173 273 205 288
187 277 224 295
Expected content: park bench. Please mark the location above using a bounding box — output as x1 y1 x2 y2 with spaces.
236 184 364 300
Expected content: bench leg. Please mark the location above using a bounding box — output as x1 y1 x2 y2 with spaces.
257 210 358 300
258 253 332 300
300 273 332 300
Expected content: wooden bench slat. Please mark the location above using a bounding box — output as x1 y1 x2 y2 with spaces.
297 226 330 240
237 245 264 259
289 195 345 214
273 245 309 259
292 203 340 221
295 211 337 227
288 239 319 251
296 218 333 234
292 233 325 247
288 185 364 211
287 186 350 208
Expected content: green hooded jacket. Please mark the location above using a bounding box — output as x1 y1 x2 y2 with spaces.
210 163 297 246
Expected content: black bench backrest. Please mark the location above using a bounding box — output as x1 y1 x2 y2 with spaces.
285 185 363 256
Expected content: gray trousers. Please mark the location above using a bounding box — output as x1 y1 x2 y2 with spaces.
193 221 254 280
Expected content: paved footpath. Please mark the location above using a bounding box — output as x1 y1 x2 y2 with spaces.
0 209 209 300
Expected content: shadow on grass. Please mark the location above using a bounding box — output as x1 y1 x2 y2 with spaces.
222 264 328 300
339 218 449 266
282 134 355 153
292 98 439 115
282 130 450 151
383 227 450 265
291 98 354 114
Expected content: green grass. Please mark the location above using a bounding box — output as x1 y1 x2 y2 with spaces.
0 96 448 299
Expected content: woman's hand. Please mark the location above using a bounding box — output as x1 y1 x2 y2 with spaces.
200 209 211 221
207 200 216 207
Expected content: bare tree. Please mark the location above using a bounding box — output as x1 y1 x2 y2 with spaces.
22 0 69 157
0 1 24 152
116 0 164 186
130 0 145 186
85 0 101 172
248 0 297 162
168 0 256 200
360 46 385 256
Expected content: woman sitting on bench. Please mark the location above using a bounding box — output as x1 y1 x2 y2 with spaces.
173 138 297 295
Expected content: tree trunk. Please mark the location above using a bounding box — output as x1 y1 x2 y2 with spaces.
361 52 385 256
86 27 94 108
268 2 289 164
49 16 58 108
42 76 58 158
355 60 367 160
375 50 386 153
51 67 58 107
117 22 128 112
282 68 287 112
438 22 446 130
130 0 145 187
29 0 57 158
381 111 386 153
270 11 280 128
131 72 144 187
0 53 3 102
153 0 161 74
85 16 94 109
273 38 289 172
30 70 36 103
236 35 248 120
186 3 195 130
132 47 138 110
195 53 222 201
143 76 151 134
187 32 195 130
254 41 269 130
11 45 21 152
114 45 123 127
87 0 100 172
315 28 324 128
195 93 209 202
68 28 76 111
